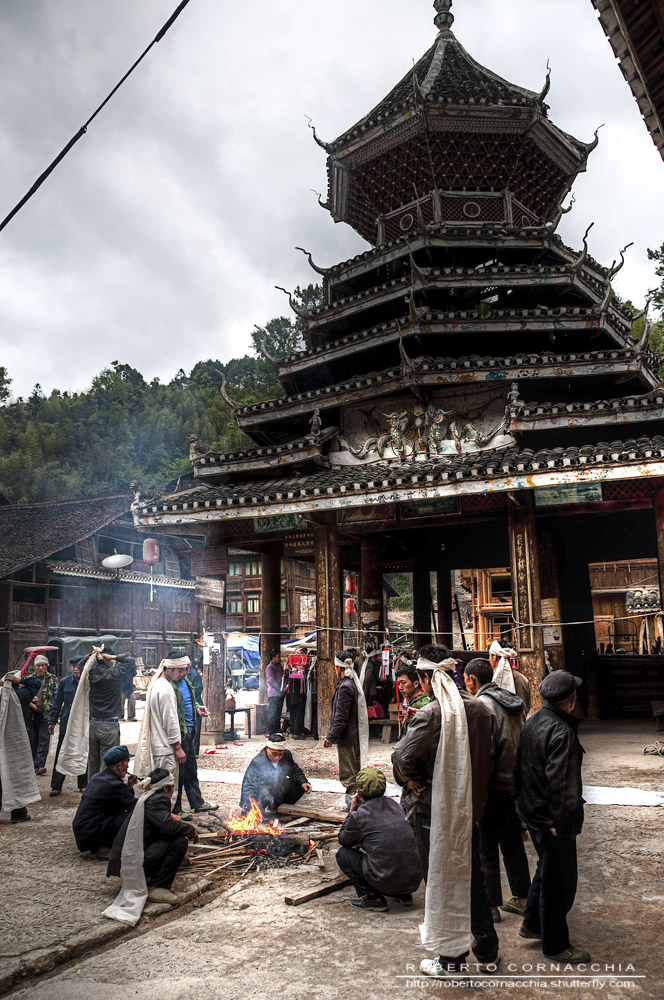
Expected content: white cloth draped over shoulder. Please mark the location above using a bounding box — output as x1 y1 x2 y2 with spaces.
334 656 369 768
418 658 473 959
0 673 41 812
134 662 181 777
489 640 517 694
102 771 175 927
57 648 103 777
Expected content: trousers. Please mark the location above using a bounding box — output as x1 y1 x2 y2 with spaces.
31 713 51 768
144 835 189 890
88 719 120 779
267 695 285 736
524 830 578 957
174 732 204 812
51 729 88 792
336 845 380 898
289 698 305 736
337 743 361 794
479 788 531 907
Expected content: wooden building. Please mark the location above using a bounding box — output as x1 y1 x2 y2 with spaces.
0 495 201 671
133 0 664 726
225 549 316 634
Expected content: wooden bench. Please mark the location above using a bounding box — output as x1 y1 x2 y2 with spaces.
368 719 399 744
651 699 664 731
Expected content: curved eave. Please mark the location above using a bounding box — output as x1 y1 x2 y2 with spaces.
134 459 664 527
237 350 655 430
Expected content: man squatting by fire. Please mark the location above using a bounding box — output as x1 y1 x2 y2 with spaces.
240 732 312 818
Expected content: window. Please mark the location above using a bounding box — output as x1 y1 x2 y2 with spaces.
143 591 160 611
12 586 45 604
247 597 260 614
280 596 287 613
227 598 243 614
49 584 63 601
228 562 243 577
143 644 158 667
172 593 189 614
245 561 262 577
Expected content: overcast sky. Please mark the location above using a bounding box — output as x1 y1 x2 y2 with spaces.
1 0 662 398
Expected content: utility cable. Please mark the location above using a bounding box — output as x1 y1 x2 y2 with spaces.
0 0 191 235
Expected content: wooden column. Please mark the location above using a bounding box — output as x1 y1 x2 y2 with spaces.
201 525 227 744
413 555 432 648
436 566 453 648
508 495 545 711
360 540 384 647
555 520 599 718
259 542 282 706
537 528 566 673
314 514 342 740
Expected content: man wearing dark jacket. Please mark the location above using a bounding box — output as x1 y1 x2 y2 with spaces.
240 733 311 816
464 658 530 921
392 645 498 974
108 767 197 903
336 767 422 911
324 650 361 810
514 670 589 964
48 656 88 796
88 652 137 778
72 745 137 856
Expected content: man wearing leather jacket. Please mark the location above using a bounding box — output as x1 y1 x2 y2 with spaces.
514 670 588 965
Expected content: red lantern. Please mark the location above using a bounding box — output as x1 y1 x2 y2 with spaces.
142 538 160 565
345 575 357 594
345 597 357 615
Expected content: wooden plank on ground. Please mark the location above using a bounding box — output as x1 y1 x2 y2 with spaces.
284 875 351 906
277 804 346 824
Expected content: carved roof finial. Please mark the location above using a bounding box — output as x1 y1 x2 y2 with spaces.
255 329 280 365
296 246 329 277
275 286 309 320
304 115 331 152
433 0 454 32
538 60 552 104
218 371 242 411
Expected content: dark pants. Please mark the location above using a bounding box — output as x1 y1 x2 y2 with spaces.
479 788 531 907
145 835 189 890
51 730 88 792
174 732 204 812
289 697 305 736
336 845 381 898
32 714 51 768
88 719 121 779
411 812 431 883
80 811 127 853
267 695 285 736
524 830 578 957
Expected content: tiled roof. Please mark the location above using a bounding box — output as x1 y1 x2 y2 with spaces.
48 561 194 590
516 390 664 418
0 495 132 579
192 428 336 472
137 435 664 517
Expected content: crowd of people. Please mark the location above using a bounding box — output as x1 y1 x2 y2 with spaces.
1 638 589 968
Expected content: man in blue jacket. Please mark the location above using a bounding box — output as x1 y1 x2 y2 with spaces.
48 656 88 797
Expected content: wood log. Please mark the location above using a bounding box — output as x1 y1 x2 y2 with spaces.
277 804 346 824
284 875 351 906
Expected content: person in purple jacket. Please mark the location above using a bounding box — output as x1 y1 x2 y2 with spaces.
266 650 289 736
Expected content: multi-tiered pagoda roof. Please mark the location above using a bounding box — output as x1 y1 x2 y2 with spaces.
134 0 662 528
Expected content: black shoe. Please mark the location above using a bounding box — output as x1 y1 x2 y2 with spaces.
519 924 542 940
10 812 31 824
49 789 61 797
492 908 502 923
35 766 47 776
351 895 388 912
393 893 413 906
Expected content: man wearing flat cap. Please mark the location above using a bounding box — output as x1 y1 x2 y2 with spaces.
335 766 422 911
72 745 138 858
514 670 589 965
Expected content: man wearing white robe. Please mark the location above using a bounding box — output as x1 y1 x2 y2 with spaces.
134 660 186 782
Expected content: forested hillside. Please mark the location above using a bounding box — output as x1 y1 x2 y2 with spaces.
0 268 662 506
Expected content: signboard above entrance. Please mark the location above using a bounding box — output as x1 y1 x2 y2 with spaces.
254 514 307 532
534 483 603 507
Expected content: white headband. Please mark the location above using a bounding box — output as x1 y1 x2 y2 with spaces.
34 655 49 666
416 656 457 672
266 737 287 750
161 656 191 669
136 771 176 794
489 640 516 658
334 656 354 668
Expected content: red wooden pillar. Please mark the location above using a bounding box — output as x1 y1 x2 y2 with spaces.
314 514 342 740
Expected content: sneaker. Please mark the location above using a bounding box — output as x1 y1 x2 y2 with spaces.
49 789 61 797
501 896 526 916
544 946 591 964
476 953 501 974
147 887 178 903
193 802 219 813
126 717 137 722
394 893 413 906
519 924 542 940
35 767 47 776
420 958 466 978
173 809 193 820
351 895 388 912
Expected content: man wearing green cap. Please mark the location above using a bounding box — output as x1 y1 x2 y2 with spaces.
335 766 422 911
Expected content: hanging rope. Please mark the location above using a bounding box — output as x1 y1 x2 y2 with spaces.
0 0 192 234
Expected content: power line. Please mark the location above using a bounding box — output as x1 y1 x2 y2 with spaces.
0 0 192 235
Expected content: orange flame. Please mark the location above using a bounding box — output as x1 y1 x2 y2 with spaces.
225 798 282 838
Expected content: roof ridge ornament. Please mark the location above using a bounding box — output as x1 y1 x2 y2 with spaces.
433 0 454 32
538 60 552 104
296 246 329 277
304 115 331 152
218 371 242 411
275 285 310 320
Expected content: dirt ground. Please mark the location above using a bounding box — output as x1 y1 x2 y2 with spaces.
1 714 663 1000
